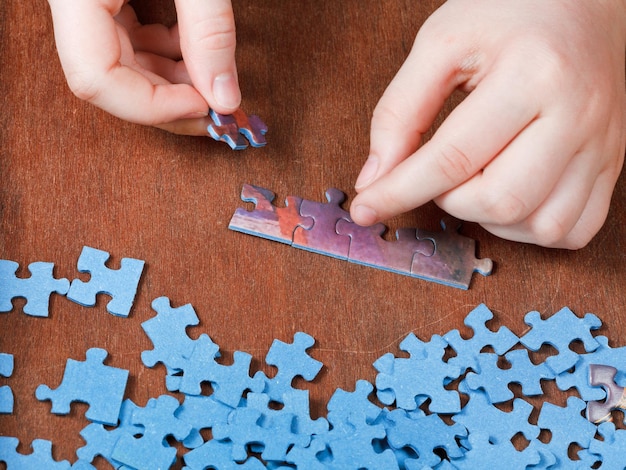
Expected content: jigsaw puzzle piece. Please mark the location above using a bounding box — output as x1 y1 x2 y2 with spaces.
463 349 554 404
382 408 467 468
0 260 69 317
449 431 541 469
175 394 233 448
586 364 626 424
414 217 493 289
256 332 323 402
520 307 602 374
77 399 143 468
374 333 462 413
0 352 14 414
141 296 200 372
111 395 192 470
207 109 268 149
0 437 71 469
292 188 352 259
36 347 129 425
326 380 383 426
586 421 626 468
183 440 266 470
229 184 314 244
66 246 145 317
335 221 435 275
444 303 519 374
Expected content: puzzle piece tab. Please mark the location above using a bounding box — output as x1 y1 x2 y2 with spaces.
207 109 267 150
414 217 493 289
0 260 69 317
67 246 145 317
229 184 313 245
0 352 14 414
36 348 129 425
0 437 71 469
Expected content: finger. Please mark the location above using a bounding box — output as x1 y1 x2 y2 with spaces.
174 0 240 113
350 70 540 225
481 148 610 248
434 113 581 225
135 52 192 85
47 0 209 124
156 115 215 136
115 5 182 60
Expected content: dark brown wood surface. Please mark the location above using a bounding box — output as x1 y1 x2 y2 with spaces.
1 0 625 467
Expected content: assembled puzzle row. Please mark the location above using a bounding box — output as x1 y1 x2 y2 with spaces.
229 184 493 289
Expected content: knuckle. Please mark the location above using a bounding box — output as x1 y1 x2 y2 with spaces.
529 214 571 248
188 14 236 52
477 187 531 226
433 142 476 184
64 68 102 103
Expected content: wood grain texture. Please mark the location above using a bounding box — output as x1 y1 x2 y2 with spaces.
1 0 625 467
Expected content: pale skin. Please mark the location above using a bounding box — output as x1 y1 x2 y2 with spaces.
47 0 626 249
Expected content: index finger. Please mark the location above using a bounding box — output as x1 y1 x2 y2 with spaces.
350 69 539 225
175 0 241 113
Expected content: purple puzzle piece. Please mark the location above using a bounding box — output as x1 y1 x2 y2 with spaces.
292 188 352 259
586 364 626 424
335 221 435 275
229 184 313 245
207 109 268 150
415 217 493 289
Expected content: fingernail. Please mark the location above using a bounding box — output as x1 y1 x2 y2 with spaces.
213 72 241 110
355 156 379 190
352 204 378 226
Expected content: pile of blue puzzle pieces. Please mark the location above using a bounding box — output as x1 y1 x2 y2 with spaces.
2 246 626 469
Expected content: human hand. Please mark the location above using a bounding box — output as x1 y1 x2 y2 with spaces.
46 0 240 136
350 0 626 249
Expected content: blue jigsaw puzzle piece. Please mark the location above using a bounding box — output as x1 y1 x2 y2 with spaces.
374 333 461 413
77 399 143 469
326 379 382 427
443 303 519 374
382 408 467 468
585 422 626 468
183 440 266 470
66 246 145 317
255 332 323 402
0 352 14 414
449 431 541 469
0 437 71 469
36 348 129 425
463 349 554 404
175 394 233 448
520 307 602 374
111 395 192 470
0 260 69 317
141 296 201 372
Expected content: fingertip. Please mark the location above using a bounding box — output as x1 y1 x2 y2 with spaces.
350 203 379 226
354 155 380 191
211 71 241 113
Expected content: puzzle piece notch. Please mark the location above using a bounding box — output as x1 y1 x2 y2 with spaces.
0 437 71 470
207 109 267 150
586 364 626 424
111 395 192 470
229 184 313 245
0 352 14 414
36 347 129 426
520 307 602 374
67 246 145 317
292 188 352 259
444 303 519 374
335 220 435 276
141 296 201 372
0 260 69 317
414 217 493 289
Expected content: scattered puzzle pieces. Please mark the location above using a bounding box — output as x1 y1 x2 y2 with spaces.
66 246 145 317
36 347 129 425
0 352 14 414
0 260 69 317
230 184 493 289
207 109 267 150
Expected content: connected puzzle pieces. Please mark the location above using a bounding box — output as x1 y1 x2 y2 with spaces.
207 109 268 150
229 184 492 289
0 353 14 414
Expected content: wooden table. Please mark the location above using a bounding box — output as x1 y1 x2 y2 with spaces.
1 0 625 467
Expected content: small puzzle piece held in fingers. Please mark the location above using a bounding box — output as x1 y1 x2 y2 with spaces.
36 348 129 426
208 109 268 150
229 184 313 244
586 364 626 424
415 217 493 289
66 246 145 317
0 260 69 317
